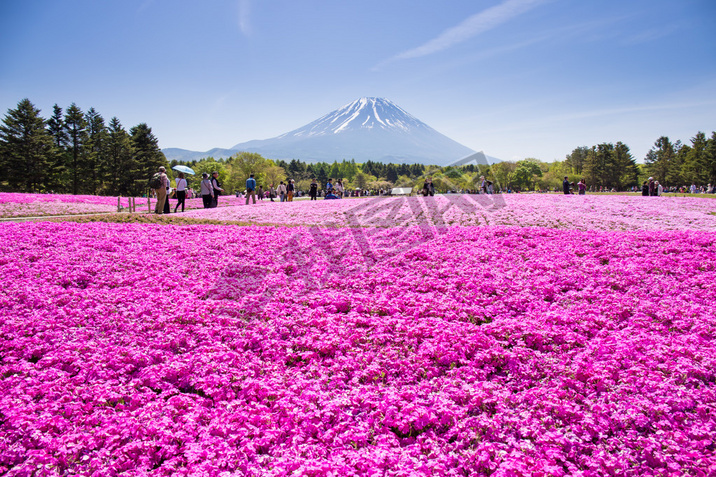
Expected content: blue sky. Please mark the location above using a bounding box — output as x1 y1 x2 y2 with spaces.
1 0 714 163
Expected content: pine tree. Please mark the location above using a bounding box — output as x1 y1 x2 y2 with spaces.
682 132 708 186
346 159 358 181
64 103 87 195
613 142 638 190
45 104 69 192
85 108 107 194
47 104 67 148
130 123 167 196
565 147 589 175
328 161 341 181
707 132 716 184
0 99 53 192
106 117 135 196
644 136 675 186
384 163 398 182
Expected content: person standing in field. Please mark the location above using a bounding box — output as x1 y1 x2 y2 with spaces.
326 178 334 195
163 180 171 214
578 179 586 195
562 176 570 195
287 179 295 202
210 171 224 207
257 185 264 201
174 172 187 213
309 179 318 200
200 173 214 208
154 166 169 214
245 174 257 205
277 181 287 202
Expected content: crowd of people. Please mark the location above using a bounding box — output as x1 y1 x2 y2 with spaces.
234 177 349 204
150 166 716 214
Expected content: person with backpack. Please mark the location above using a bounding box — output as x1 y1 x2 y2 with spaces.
150 167 169 214
211 171 224 207
200 173 214 208
246 174 257 205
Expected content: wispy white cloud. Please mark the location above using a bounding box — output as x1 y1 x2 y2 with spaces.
386 0 548 65
238 0 252 36
622 24 680 45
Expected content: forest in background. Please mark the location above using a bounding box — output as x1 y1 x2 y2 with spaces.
2 98 715 195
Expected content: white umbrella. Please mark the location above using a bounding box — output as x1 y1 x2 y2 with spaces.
172 165 195 175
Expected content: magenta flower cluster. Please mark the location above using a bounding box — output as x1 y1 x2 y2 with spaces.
1 217 714 476
0 193 121 217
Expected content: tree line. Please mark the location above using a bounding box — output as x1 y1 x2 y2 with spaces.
0 98 167 196
482 132 716 192
169 155 430 195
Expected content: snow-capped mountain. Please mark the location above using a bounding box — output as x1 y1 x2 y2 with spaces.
163 97 479 165
272 97 432 138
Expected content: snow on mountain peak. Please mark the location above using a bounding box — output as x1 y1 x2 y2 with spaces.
284 97 430 138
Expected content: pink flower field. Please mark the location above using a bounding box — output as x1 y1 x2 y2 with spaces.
0 193 249 218
181 194 716 231
1 194 715 476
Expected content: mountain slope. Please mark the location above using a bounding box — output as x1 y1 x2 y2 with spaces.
164 97 479 164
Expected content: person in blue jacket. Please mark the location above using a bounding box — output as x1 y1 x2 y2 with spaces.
246 174 257 205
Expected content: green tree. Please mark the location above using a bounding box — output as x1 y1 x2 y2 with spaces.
64 103 87 194
613 142 638 190
509 159 542 190
328 161 341 182
263 165 287 188
0 98 54 191
707 132 716 184
644 136 676 186
354 171 369 190
491 161 517 190
130 123 167 195
345 159 358 181
106 117 135 196
45 104 69 192
228 152 268 190
565 147 589 175
682 132 709 186
85 108 107 194
313 163 328 187
384 163 398 183
287 159 308 180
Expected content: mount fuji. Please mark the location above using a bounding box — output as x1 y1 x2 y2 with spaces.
163 97 481 165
